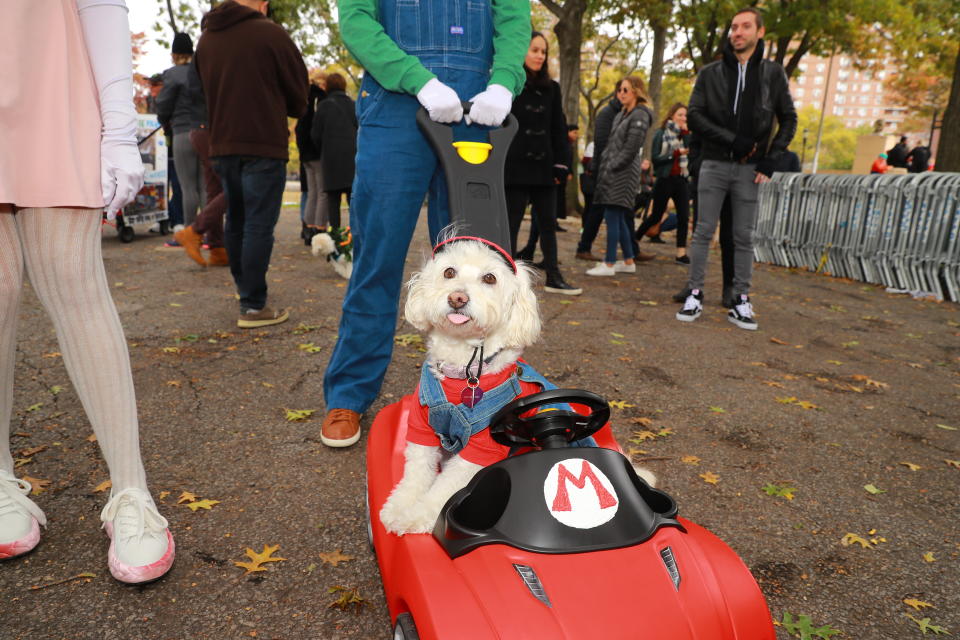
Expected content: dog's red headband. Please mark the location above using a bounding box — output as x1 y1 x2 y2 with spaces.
432 236 518 274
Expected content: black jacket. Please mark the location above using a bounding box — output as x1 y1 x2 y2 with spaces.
505 78 569 187
907 146 930 173
156 63 207 134
295 85 326 163
687 40 797 172
886 142 909 168
310 90 357 191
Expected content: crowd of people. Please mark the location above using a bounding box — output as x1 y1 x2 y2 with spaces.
872 136 934 174
0 0 932 588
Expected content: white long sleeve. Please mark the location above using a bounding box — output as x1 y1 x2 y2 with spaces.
76 0 143 214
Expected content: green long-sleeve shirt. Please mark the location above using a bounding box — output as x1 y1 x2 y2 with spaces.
338 0 530 97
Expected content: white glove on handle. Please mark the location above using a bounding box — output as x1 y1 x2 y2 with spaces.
465 84 512 127
416 78 464 124
77 0 144 219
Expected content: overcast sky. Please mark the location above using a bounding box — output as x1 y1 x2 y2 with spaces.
129 2 179 76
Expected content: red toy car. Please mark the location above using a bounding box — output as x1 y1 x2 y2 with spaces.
366 389 776 639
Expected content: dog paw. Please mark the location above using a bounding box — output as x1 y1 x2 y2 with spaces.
380 499 438 535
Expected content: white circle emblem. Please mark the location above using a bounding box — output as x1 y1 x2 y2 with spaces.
543 458 619 529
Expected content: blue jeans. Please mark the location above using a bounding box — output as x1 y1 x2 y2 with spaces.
322 69 489 414
167 157 184 228
212 155 286 312
603 205 635 263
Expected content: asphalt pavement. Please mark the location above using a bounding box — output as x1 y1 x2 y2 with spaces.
2 208 958 639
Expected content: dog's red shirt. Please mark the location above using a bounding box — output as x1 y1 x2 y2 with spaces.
404 363 542 467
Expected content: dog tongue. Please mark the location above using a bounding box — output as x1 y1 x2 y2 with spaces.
447 313 471 325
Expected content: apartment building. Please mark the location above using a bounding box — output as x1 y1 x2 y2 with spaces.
789 54 907 133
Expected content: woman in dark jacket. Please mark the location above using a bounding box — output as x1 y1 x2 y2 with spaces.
588 76 653 276
504 32 580 295
635 102 692 263
296 81 327 241
311 73 357 229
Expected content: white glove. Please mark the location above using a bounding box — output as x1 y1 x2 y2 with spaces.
416 78 464 124
77 0 144 219
464 84 512 127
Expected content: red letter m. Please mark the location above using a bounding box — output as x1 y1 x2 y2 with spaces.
551 461 617 512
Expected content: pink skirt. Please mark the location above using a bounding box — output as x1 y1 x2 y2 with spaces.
0 0 104 209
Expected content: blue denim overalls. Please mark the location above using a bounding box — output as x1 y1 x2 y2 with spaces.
418 363 597 455
323 0 497 413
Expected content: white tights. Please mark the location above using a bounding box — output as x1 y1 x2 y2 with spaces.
0 208 148 492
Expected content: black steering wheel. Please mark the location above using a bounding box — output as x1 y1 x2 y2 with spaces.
489 389 610 450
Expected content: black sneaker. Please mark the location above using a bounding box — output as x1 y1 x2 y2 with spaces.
649 235 666 244
544 274 583 296
676 289 703 322
675 255 690 265
728 295 758 330
672 287 692 303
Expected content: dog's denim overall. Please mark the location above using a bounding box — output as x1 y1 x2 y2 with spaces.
418 363 598 455
323 0 496 415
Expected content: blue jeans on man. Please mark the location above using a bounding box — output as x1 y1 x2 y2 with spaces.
213 155 286 312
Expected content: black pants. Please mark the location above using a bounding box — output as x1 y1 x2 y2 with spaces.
636 175 690 248
507 185 558 275
325 188 350 229
576 193 603 254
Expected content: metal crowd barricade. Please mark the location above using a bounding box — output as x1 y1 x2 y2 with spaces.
756 172 960 302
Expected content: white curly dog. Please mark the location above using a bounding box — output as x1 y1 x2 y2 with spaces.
379 235 655 535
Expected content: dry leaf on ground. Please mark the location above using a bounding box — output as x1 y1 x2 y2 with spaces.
319 549 355 567
235 544 286 575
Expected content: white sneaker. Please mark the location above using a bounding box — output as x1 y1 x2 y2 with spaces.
728 295 759 330
0 470 46 559
586 263 616 276
676 289 703 322
613 261 636 273
172 224 185 233
100 488 175 583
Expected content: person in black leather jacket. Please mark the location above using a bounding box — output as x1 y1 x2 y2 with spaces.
676 7 796 331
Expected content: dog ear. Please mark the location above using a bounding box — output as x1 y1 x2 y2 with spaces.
403 268 432 332
502 264 541 348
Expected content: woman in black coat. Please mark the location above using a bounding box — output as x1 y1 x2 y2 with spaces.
311 73 357 229
505 32 580 295
296 81 327 241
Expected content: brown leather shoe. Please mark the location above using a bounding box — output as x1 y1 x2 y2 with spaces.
207 247 229 266
635 252 656 262
321 409 361 447
174 225 206 266
575 251 601 262
237 306 289 329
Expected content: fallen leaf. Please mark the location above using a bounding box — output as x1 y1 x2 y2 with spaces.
699 471 720 485
298 342 322 353
86 434 97 443
166 380 182 387
630 430 658 442
657 427 674 437
285 409 316 422
637 300 658 306
609 339 627 345
922 552 936 563
92 480 112 493
680 455 700 465
327 585 366 612
394 333 424 347
904 614 949 635
899 462 921 471
796 400 819 410
945 459 960 470
841 532 883 549
169 303 183 307
567 321 581 325
158 491 171 500
762 483 796 500
903 598 934 611
826 360 843 365
935 424 957 431
780 612 841 639
261 382 274 388
776 396 798 404
14 457 32 468
841 340 859 348
318 549 354 567
25 403 43 412
42 352 61 358
22 476 51 495
292 323 321 335
234 544 286 575
709 406 726 413
629 417 653 426
626 447 648 457
610 332 625 338
177 491 198 504
18 445 47 457
608 400 635 410
49 385 65 395
770 338 790 345
864 484 886 495
186 499 220 511
749 362 768 367
762 381 786 388
161 347 181 354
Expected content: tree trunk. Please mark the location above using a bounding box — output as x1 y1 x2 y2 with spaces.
166 0 179 33
645 18 667 159
937 46 960 172
548 0 587 215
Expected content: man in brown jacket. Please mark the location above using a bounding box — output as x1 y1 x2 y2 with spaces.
195 0 307 328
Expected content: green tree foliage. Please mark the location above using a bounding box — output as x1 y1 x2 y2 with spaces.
790 105 872 171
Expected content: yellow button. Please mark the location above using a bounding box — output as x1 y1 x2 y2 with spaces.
452 141 493 164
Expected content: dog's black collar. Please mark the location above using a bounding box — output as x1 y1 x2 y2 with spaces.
434 348 503 379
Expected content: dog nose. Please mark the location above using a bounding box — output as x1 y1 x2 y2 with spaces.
448 291 469 309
